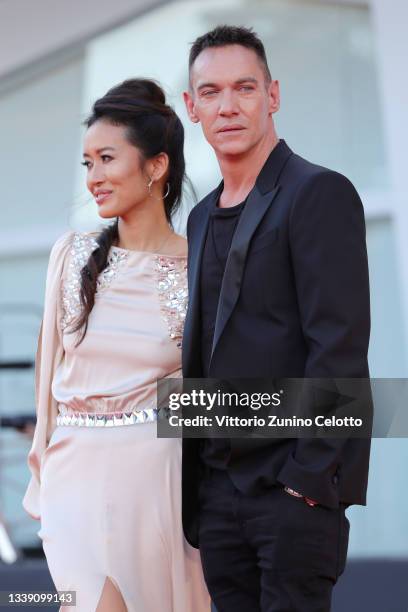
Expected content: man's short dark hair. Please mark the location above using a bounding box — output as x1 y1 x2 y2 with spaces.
189 25 271 83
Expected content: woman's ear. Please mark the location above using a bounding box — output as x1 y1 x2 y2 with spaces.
146 152 170 183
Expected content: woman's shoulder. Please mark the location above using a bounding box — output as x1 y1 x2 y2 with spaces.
49 230 74 254
50 230 100 264
44 231 101 291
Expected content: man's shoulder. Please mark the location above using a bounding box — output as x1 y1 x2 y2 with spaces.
286 151 355 192
284 151 362 221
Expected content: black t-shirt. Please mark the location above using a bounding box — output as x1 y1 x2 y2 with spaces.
200 197 246 470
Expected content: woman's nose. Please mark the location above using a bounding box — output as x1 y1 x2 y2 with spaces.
88 163 106 189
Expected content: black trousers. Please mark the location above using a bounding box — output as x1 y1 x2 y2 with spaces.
198 469 349 612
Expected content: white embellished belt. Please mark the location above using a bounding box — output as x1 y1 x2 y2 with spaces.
56 408 158 427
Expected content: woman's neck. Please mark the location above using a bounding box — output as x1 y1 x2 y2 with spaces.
116 203 173 253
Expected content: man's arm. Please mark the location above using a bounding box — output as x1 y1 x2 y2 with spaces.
277 170 371 508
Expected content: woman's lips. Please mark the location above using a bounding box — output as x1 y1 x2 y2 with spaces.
94 191 112 204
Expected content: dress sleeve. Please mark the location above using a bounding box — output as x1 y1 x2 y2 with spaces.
22 231 74 520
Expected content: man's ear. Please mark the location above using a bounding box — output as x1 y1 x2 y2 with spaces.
183 90 200 123
268 79 280 115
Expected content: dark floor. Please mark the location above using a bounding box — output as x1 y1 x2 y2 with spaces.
1 558 407 611
0 559 58 610
331 559 408 612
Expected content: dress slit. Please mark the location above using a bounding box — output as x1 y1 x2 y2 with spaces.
95 576 127 612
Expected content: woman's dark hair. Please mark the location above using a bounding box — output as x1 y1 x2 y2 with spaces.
71 78 185 344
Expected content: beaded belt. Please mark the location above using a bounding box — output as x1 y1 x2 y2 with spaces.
56 408 158 427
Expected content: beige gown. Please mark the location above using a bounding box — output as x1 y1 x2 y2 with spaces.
23 231 210 612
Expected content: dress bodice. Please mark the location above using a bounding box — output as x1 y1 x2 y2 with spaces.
52 232 188 415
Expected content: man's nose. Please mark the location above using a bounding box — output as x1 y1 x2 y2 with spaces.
218 89 239 116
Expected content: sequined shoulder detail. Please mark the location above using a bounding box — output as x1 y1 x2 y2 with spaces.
155 256 188 348
60 232 129 332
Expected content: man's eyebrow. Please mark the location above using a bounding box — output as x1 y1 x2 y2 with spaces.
196 77 259 91
235 77 258 85
196 81 219 91
83 146 116 157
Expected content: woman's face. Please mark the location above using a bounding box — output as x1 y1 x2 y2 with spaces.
82 119 149 219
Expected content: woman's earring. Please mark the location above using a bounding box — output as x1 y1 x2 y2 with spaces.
147 178 171 200
163 182 170 199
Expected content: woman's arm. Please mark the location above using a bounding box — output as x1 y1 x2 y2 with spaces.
22 231 74 520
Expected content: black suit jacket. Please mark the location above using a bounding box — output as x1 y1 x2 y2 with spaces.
182 140 371 548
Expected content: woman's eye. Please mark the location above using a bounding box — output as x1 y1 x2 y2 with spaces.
101 155 113 162
81 161 91 168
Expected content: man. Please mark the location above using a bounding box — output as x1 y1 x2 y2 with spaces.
182 25 371 612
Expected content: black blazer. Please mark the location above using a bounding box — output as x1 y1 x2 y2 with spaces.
182 140 371 548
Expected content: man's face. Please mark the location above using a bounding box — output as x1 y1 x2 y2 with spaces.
184 44 279 158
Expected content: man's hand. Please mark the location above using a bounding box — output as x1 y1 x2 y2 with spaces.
284 486 319 507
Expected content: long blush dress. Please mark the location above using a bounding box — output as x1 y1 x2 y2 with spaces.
23 231 210 612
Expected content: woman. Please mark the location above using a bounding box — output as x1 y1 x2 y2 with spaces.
23 78 210 612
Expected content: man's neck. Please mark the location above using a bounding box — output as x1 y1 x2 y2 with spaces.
217 133 279 208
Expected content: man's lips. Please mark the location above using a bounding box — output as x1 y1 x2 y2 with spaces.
94 190 112 204
217 125 246 133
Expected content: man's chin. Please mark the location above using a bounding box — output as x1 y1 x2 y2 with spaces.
214 142 252 158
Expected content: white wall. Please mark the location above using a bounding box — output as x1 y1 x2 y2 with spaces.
0 54 86 547
0 54 85 255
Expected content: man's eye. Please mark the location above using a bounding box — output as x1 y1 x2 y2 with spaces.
239 86 254 92
202 90 217 97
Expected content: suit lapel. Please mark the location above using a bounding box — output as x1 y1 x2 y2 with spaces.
184 140 293 374
210 184 281 362
209 140 293 366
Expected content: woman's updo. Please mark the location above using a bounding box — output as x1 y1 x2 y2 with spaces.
86 78 185 222
72 78 186 343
